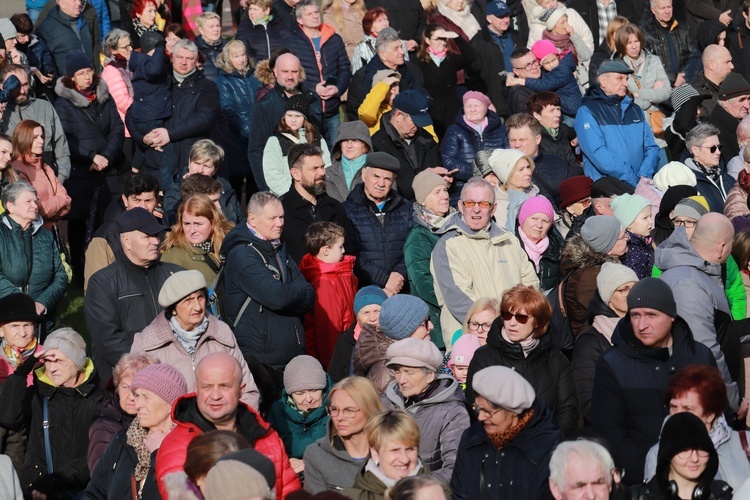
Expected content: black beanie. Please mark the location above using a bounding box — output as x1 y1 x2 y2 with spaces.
627 278 677 318
285 93 309 119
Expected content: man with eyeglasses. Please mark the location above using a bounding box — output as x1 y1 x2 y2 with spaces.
590 278 716 485
504 48 539 115
431 177 538 345
708 72 750 164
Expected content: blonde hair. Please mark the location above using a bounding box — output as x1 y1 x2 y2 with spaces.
196 11 221 28
329 376 385 444
161 195 234 260
216 40 254 76
462 298 502 334
366 410 420 451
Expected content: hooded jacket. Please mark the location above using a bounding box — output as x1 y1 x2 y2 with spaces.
575 85 661 187
589 314 717 485
327 121 372 203
466 327 579 435
431 214 540 345
383 374 470 481
219 223 314 369
352 323 396 393
303 419 369 493
655 227 742 411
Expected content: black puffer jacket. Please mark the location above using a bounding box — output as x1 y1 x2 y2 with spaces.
728 21 750 83
87 391 134 474
220 224 315 369
216 68 259 179
466 324 579 436
235 11 290 62
364 0 426 43
539 123 579 174
343 185 412 288
194 36 226 81
641 16 696 84
467 27 522 116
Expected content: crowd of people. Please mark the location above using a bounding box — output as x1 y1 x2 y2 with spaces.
2 0 750 497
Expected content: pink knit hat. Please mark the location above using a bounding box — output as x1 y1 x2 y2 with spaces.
448 334 482 368
518 196 555 226
462 91 491 108
531 40 558 62
130 364 188 405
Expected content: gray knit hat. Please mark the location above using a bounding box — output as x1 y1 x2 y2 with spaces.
627 278 677 317
44 328 87 370
284 355 327 393
204 449 276 500
386 338 443 371
473 365 535 414
597 262 639 304
379 295 430 340
581 216 622 253
413 170 447 205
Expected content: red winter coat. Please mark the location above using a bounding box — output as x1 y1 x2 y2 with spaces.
299 254 358 369
155 394 301 499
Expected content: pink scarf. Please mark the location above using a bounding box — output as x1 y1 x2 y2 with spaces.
543 30 576 61
463 115 488 134
518 227 549 272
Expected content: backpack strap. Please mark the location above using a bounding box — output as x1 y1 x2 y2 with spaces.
232 242 276 329
43 396 53 474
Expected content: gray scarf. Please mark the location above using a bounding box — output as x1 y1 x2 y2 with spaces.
169 315 209 356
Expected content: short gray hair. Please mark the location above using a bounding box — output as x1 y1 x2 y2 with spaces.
737 115 750 145
1 180 36 208
461 177 495 204
376 31 401 54
102 29 131 57
247 191 281 216
686 122 720 152
295 0 318 18
173 39 199 57
549 440 614 492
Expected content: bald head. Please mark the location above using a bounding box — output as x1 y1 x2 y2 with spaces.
702 45 734 83
195 353 244 429
274 53 302 94
691 212 735 264
196 352 242 385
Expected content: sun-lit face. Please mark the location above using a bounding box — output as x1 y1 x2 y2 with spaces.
450 364 469 383
137 2 158 28
188 158 217 177
290 389 324 411
669 449 709 484
30 126 45 156
297 5 321 30
502 308 536 342
199 17 222 43
521 212 552 242
625 33 641 59
71 67 94 90
464 98 488 125
173 47 199 75
229 47 248 71
356 304 381 328
393 365 435 397
0 139 12 170
422 184 450 217
608 281 634 317
507 159 533 191
459 184 495 231
0 321 36 350
599 72 629 97
123 192 158 213
43 350 81 388
379 40 405 69
284 110 305 131
182 211 213 245
340 138 368 160
7 189 39 225
475 395 519 434
165 32 181 54
370 437 419 480
486 13 511 34
551 15 569 35
550 454 611 500
630 307 674 348
123 230 160 266
627 206 653 237
541 54 559 72
362 166 395 203
329 389 368 438
651 0 673 25
117 372 137 415
669 390 714 430
692 135 722 168
371 14 390 34
134 387 173 429
509 127 541 158
321 237 345 263
534 105 561 130
248 200 284 240
247 4 270 21
467 308 496 345
58 0 83 18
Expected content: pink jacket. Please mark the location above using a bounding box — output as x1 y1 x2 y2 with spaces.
634 177 663 224
101 64 132 138
12 157 71 224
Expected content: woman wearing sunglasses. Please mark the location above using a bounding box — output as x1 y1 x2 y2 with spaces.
684 123 735 213
465 285 579 435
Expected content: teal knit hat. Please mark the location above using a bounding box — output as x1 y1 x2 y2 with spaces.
611 193 651 230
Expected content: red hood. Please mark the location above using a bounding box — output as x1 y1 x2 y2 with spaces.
299 254 356 281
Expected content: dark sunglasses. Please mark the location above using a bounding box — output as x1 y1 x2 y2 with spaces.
698 144 723 153
501 310 531 324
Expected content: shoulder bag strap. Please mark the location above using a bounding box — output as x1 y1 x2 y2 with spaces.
43 396 53 474
232 243 272 329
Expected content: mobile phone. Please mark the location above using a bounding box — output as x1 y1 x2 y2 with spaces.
324 75 338 86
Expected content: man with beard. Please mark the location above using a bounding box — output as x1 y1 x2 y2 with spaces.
281 143 350 263
0 64 71 183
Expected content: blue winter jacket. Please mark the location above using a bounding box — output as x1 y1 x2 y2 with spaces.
523 53 582 117
128 47 172 122
216 68 260 178
441 110 508 205
89 0 111 43
343 185 412 288
575 85 660 187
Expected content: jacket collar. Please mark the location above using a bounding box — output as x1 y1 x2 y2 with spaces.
348 183 403 211
172 393 270 442
1 213 43 234
36 358 98 398
611 313 694 361
137 314 234 351
54 76 110 107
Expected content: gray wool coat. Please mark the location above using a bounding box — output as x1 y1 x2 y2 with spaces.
303 421 369 494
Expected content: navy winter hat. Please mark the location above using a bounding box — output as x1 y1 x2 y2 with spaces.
65 51 93 78
379 294 429 340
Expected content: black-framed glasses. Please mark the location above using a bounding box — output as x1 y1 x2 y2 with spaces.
698 144 722 153
468 320 492 332
672 218 697 228
326 406 361 418
472 404 502 418
676 449 710 459
513 60 540 71
461 200 494 209
501 310 531 324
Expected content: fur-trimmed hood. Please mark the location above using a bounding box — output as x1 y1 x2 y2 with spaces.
561 233 620 271
253 59 307 87
54 75 110 107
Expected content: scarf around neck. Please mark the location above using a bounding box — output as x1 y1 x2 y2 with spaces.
126 416 153 482
518 227 549 271
624 51 647 76
543 30 575 59
414 203 455 229
247 224 282 249
108 54 134 97
132 17 159 38
739 168 750 194
486 407 535 450
1 338 37 369
428 47 447 67
365 458 423 487
437 1 480 39
463 115 488 134
342 154 367 188
169 315 209 356
501 327 540 357
692 158 722 184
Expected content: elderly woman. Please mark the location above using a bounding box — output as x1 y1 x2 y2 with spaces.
195 12 226 81
268 355 331 473
86 364 188 499
589 16 629 80
304 376 385 493
441 91 508 204
516 196 564 292
323 0 366 59
344 410 447 499
216 40 260 199
160 195 234 284
11 120 71 227
635 412 733 499
684 123 735 212
54 51 125 283
467 285 578 435
615 24 670 114
101 29 135 152
404 171 457 347
0 328 104 497
451 365 562 498
130 270 260 409
643 364 750 490
353 294 432 393
383 338 470 481
0 181 67 330
573 263 637 423
561 215 628 336
327 120 372 203
486 148 539 229
87 352 158 473
126 0 162 50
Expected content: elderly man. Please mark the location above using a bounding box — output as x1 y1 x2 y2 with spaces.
371 90 441 201
590 278 716 485
549 440 615 500
575 60 660 188
431 178 539 345
155 353 300 499
248 52 323 190
35 0 96 75
708 73 750 164
220 191 314 381
0 64 71 183
656 213 744 413
344 152 411 292
281 143 349 263
693 44 735 115
567 176 634 238
85 208 183 385
642 0 696 87
285 0 350 145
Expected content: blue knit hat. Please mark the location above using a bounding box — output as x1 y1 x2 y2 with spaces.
379 295 430 340
354 285 388 316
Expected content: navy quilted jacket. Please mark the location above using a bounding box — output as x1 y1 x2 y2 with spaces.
343 185 412 288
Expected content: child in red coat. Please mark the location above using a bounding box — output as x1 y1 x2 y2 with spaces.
299 222 358 369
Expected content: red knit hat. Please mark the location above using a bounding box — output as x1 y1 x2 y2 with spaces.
559 176 594 209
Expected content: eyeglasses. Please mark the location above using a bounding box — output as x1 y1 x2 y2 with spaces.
513 60 540 71
501 310 531 324
672 218 697 228
326 406 361 418
419 318 431 330
461 200 494 209
472 404 503 418
468 320 493 332
676 449 710 460
697 144 723 153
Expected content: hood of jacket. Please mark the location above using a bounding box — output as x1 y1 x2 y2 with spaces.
353 323 394 372
384 373 465 409
654 226 722 279
1 213 44 234
560 233 620 272
254 59 276 86
298 253 356 281
54 75 110 106
331 120 373 157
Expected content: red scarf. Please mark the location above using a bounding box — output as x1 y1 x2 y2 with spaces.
738 169 750 194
